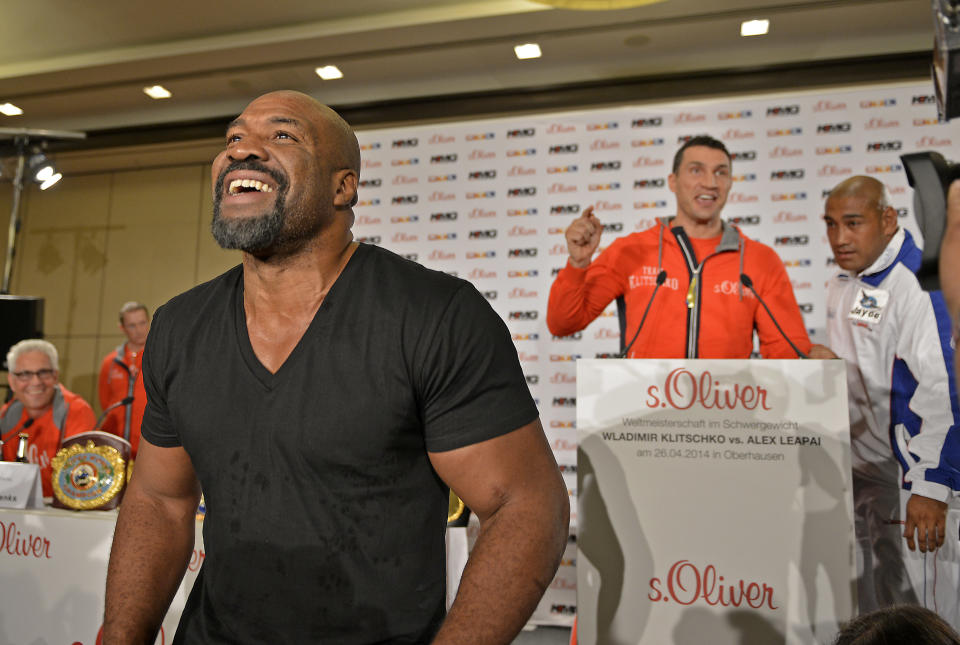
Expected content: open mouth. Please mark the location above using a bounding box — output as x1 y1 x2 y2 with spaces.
228 178 275 195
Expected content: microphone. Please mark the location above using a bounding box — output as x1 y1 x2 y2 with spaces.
740 273 808 359
93 397 136 432
619 270 667 358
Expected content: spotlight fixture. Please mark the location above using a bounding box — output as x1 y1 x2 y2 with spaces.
315 65 344 80
740 19 770 37
514 43 542 59
0 103 22 116
143 85 172 99
27 152 62 190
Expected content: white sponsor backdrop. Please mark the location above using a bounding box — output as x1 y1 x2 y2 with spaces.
577 359 853 645
351 80 957 623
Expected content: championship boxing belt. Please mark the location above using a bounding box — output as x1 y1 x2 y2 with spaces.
50 431 132 510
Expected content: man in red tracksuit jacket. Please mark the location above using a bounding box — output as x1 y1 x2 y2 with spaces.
98 301 149 457
548 135 828 359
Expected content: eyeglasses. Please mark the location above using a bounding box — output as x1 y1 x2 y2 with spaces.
11 369 56 382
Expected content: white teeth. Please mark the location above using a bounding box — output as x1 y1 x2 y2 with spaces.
228 178 274 195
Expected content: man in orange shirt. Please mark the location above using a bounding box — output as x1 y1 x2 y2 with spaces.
1 339 96 497
548 135 827 359
98 301 149 457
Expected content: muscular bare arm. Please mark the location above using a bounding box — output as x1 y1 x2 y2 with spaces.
429 419 570 645
102 439 201 644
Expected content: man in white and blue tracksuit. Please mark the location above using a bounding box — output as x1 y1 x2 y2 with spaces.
823 175 960 627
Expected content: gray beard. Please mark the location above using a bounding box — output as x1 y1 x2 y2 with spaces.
211 198 286 252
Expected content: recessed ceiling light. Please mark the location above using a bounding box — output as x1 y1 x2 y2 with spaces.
0 102 23 116
740 19 769 37
143 85 172 99
316 65 344 80
514 43 542 60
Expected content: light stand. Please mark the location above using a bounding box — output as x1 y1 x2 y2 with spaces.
0 127 86 294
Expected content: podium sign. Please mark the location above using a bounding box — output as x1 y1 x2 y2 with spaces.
577 359 854 645
0 462 44 509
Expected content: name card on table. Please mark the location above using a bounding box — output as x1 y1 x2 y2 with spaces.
0 462 44 509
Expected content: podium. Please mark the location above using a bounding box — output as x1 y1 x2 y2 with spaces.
576 359 854 645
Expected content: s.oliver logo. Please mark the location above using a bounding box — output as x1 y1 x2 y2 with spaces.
0 521 52 558
645 368 772 411
648 560 779 609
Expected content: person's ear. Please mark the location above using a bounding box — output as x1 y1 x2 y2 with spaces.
334 170 359 209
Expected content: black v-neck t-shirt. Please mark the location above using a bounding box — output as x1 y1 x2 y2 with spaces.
141 243 538 644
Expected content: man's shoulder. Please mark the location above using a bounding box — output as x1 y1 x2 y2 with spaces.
354 243 469 299
155 265 242 322
59 386 95 414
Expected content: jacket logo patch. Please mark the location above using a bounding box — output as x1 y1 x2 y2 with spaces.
848 287 888 325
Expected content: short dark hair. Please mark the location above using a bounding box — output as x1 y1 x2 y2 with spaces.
833 605 960 645
672 135 731 174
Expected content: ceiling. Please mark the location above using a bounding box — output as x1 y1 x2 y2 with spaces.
0 0 936 142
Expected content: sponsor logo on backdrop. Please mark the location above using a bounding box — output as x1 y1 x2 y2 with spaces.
391 215 419 223
632 117 663 127
467 250 496 259
635 217 658 230
643 367 773 412
731 151 758 161
513 332 539 341
469 208 495 218
357 199 381 207
634 178 666 188
593 200 623 211
770 146 802 157
465 132 495 141
356 235 381 244
785 258 813 267
428 134 454 144
917 136 952 147
356 215 381 225
729 215 761 226
509 247 538 258
431 153 457 163
428 191 454 201
603 222 624 233
864 164 903 173
913 94 936 104
591 161 621 171
866 141 902 152
469 150 495 160
775 235 809 246
468 268 496 279
468 229 496 239
732 173 757 182
428 250 453 261
728 192 758 203
551 355 581 362
507 148 536 157
553 397 577 407
362 160 382 169
552 331 583 341
427 174 454 182
589 183 621 191
632 138 666 147
392 232 418 243
635 200 669 209
817 145 853 155
548 165 579 174
359 178 382 188
595 328 619 340
553 438 577 451
392 195 418 205
767 127 803 137
508 269 539 278
360 142 381 150
549 183 577 194
481 290 497 300
466 191 496 199
508 187 537 197
526 374 540 385
430 211 457 222
551 204 581 215
588 121 619 130
551 604 578 617
509 288 538 298
914 118 940 126
508 166 535 176
547 123 575 134
865 117 900 129
634 156 665 167
723 128 755 140
719 110 753 120
517 351 538 361
392 138 418 148
814 100 846 111
677 135 694 144
507 208 538 216
896 207 909 218
792 279 812 290
592 139 621 150
550 144 579 154
860 98 896 108
552 421 576 431
468 170 497 179
817 122 852 133
818 164 852 177
509 225 538 236
509 311 539 320
766 105 800 116
647 560 779 610
771 192 807 201
675 113 707 124
507 128 536 138
391 158 419 166
770 169 804 180
798 303 814 313
551 372 577 384
550 243 568 255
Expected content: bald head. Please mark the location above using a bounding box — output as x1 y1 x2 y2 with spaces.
827 175 890 214
242 91 360 176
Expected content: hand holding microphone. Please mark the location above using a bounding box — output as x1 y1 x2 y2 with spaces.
565 206 602 268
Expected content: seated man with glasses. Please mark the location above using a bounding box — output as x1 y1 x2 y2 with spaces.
1 339 96 497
